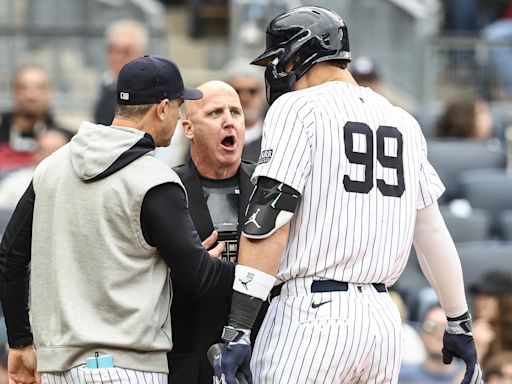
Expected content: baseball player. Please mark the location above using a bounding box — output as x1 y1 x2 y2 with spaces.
213 6 483 384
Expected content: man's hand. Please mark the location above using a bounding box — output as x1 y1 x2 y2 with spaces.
213 326 253 384
442 313 483 384
202 230 225 259
8 345 40 384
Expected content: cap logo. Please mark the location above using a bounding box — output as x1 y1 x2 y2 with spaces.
120 92 130 101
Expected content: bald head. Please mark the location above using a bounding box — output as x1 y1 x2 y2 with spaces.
183 81 239 119
182 80 245 179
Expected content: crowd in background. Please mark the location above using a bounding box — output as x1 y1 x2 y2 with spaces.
1 0 512 383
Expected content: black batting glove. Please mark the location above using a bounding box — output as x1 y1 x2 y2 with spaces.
213 326 253 384
442 312 483 384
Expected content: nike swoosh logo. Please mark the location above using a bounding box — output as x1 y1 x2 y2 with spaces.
311 300 332 309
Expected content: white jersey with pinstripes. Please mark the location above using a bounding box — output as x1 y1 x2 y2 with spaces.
252 81 444 287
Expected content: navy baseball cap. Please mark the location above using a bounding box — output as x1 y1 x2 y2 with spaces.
116 55 202 105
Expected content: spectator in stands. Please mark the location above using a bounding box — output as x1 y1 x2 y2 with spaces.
0 129 69 210
0 65 67 171
435 98 494 139
351 56 383 93
470 270 512 356
350 56 412 111
472 316 497 371
398 303 464 383
224 57 266 162
481 1 512 99
93 19 148 125
389 290 425 364
168 80 257 383
484 351 512 383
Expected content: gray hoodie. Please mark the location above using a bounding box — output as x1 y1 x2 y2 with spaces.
30 121 184 372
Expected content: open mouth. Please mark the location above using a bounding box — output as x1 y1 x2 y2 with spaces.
221 135 236 150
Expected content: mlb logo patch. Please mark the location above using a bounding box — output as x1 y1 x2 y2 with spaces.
120 92 130 101
258 149 273 164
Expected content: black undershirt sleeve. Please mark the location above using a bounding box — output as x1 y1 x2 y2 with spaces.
0 182 35 347
0 182 235 348
141 182 235 297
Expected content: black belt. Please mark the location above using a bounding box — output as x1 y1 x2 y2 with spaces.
270 280 387 300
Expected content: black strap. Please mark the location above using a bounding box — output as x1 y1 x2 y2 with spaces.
269 280 387 301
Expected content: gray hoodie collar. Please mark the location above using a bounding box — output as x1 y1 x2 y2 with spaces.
69 122 155 181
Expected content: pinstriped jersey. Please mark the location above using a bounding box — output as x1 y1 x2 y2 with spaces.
252 81 444 286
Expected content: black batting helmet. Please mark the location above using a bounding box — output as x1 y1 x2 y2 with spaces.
251 6 351 105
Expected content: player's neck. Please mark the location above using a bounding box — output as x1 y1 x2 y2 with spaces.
296 64 357 90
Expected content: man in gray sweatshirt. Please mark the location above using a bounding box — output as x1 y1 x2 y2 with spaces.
0 55 235 384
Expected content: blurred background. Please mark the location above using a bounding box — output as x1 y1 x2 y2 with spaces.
2 0 512 126
1 0 512 382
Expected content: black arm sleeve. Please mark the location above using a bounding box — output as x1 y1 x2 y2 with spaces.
0 182 35 347
141 182 234 297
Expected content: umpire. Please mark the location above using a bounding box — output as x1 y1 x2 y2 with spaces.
0 56 234 384
169 80 262 383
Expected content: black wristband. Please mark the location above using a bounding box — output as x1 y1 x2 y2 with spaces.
228 291 263 329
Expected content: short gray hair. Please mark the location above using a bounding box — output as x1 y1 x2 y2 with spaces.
115 104 154 120
106 19 149 52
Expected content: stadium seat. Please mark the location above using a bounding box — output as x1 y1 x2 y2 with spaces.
499 210 512 241
458 169 512 236
427 139 506 202
440 205 491 242
413 104 442 138
456 241 512 296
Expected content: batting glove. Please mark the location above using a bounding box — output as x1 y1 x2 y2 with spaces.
442 313 483 384
213 326 253 384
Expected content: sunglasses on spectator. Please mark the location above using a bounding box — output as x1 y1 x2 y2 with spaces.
422 320 445 334
235 87 261 96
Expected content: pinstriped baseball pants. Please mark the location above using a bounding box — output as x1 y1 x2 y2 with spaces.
41 367 167 384
251 279 402 384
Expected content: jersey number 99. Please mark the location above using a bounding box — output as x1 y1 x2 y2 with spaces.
343 121 405 197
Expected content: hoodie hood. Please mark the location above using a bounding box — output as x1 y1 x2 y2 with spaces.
69 121 155 181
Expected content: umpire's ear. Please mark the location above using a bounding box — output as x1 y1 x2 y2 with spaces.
182 118 194 140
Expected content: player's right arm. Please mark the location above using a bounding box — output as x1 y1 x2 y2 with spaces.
214 94 311 384
212 179 298 384
225 93 311 332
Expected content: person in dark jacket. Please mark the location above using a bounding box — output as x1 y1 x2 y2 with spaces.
169 80 261 383
0 64 70 171
93 19 148 126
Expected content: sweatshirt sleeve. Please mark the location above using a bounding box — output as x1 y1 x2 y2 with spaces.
141 182 235 297
0 182 35 347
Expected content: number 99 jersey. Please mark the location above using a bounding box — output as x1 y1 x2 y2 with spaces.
251 81 445 287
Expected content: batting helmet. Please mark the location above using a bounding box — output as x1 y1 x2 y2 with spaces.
251 6 351 105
